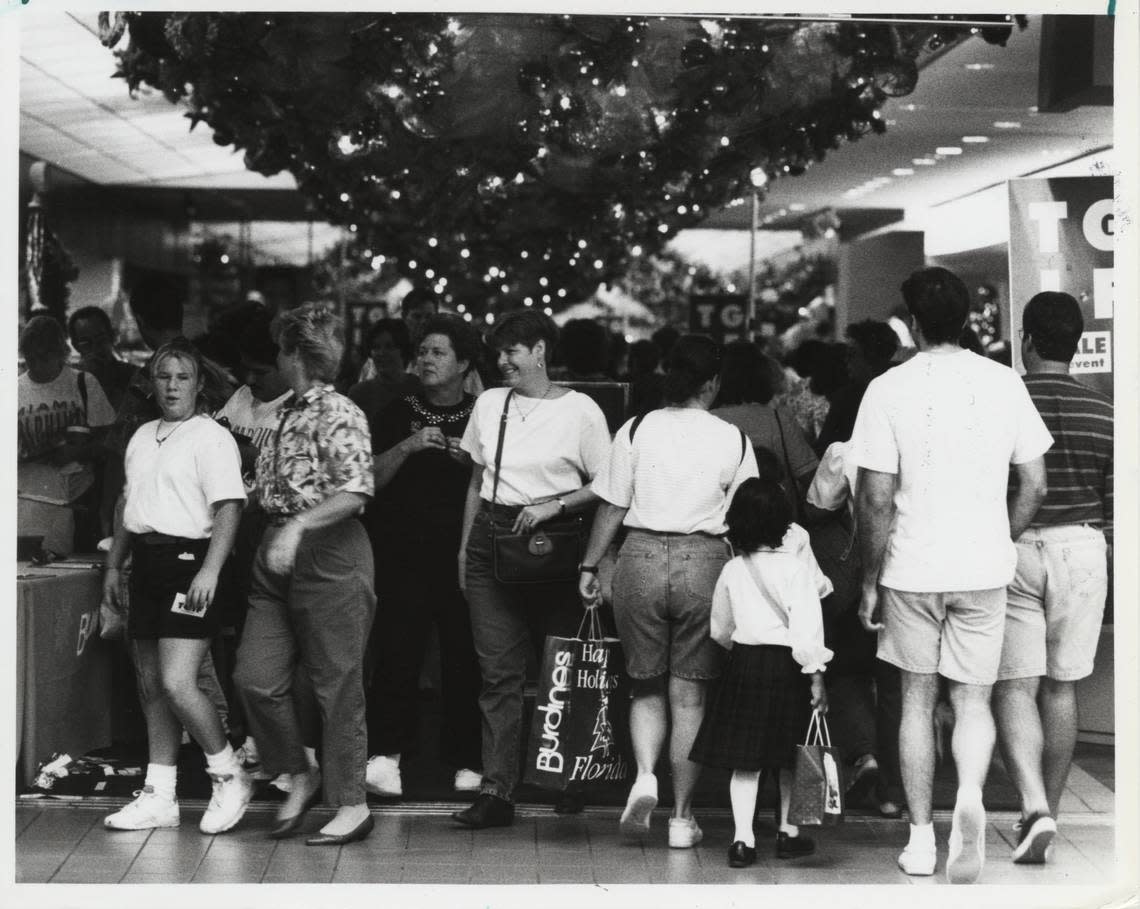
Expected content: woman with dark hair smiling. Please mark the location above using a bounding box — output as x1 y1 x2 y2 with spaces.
234 303 377 845
453 309 611 829
579 334 757 850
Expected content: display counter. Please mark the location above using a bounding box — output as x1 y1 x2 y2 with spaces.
16 558 112 787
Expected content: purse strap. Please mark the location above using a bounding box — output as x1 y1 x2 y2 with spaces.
489 390 516 545
741 553 790 629
773 408 805 525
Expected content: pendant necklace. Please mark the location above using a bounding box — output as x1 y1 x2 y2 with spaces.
514 384 552 422
155 418 188 446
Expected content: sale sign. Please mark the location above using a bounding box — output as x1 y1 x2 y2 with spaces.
1008 177 1114 399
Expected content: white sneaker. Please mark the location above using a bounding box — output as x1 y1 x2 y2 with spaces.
897 844 936 876
667 816 703 849
199 769 253 835
947 794 986 884
104 786 180 831
453 768 483 792
364 755 403 797
619 773 658 836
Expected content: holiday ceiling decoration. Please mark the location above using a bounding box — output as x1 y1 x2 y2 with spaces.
100 12 1023 315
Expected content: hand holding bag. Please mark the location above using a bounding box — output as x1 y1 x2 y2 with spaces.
490 389 585 584
787 708 845 827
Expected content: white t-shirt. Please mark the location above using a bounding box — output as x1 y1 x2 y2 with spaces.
214 385 293 455
593 408 758 535
849 349 1053 592
710 551 833 673
461 387 611 506
17 366 115 460
123 415 246 539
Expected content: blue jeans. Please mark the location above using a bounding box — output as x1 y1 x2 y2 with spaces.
464 503 583 802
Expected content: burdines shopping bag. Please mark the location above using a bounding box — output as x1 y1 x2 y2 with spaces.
788 708 845 827
522 607 632 792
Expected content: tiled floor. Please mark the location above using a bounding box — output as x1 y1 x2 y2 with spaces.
13 799 1120 888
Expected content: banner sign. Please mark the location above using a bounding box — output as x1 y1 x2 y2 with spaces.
690 293 750 343
1008 177 1113 399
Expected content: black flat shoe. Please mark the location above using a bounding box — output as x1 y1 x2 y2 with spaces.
305 812 374 846
776 831 815 859
269 785 322 840
451 793 514 829
728 841 757 868
554 792 584 815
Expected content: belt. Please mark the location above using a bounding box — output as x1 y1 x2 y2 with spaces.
481 501 524 517
628 528 726 541
137 532 202 546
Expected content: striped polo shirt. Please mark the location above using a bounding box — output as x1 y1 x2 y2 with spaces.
1022 373 1113 531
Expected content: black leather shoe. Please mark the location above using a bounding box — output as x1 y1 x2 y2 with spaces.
451 793 514 829
304 813 374 846
776 831 816 859
728 841 757 868
269 785 322 840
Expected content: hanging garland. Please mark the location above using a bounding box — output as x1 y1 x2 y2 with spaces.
100 12 1024 316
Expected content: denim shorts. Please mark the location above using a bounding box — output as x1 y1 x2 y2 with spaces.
612 529 731 681
998 524 1108 682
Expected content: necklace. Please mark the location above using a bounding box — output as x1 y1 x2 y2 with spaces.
155 418 189 446
513 384 552 422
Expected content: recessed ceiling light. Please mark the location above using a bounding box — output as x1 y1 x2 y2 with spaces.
936 147 963 156
789 203 806 211
1027 106 1039 114
892 168 915 176
964 63 996 71
993 121 1022 129
962 136 990 143
913 158 937 166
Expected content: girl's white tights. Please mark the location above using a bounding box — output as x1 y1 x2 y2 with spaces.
730 769 760 847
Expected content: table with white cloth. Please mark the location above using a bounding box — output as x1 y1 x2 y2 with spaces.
16 559 112 788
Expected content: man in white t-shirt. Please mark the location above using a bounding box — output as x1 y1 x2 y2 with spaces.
849 268 1051 885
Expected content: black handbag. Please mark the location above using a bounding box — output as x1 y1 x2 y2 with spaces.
489 390 585 584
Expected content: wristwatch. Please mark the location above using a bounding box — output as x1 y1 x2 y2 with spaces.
578 564 598 574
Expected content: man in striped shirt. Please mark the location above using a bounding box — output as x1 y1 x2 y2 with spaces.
993 291 1113 866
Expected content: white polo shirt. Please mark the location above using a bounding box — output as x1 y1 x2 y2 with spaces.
849 349 1052 592
123 415 246 539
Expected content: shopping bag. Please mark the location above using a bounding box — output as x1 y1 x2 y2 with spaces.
787 709 845 827
522 607 633 792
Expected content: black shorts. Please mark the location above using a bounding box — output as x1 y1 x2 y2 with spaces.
128 538 221 640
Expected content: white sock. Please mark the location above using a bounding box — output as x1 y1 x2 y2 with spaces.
387 753 401 766
303 746 320 772
729 771 759 847
205 743 241 776
907 822 935 851
145 763 177 801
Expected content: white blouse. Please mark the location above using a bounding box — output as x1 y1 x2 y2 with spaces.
710 549 833 674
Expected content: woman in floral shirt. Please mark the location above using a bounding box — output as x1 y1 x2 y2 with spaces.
234 303 377 846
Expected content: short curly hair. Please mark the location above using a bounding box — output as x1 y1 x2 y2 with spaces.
273 302 344 383
726 476 793 552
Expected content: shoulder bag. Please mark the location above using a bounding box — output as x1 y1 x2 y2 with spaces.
490 390 585 584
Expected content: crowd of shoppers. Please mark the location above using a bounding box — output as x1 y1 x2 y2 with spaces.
14 263 1111 885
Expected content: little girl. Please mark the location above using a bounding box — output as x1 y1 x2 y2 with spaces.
689 475 832 868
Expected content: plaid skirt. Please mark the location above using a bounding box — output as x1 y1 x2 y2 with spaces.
689 644 812 772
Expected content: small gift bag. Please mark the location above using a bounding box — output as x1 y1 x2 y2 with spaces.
788 708 845 827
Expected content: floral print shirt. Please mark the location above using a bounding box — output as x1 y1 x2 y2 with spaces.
254 383 374 513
